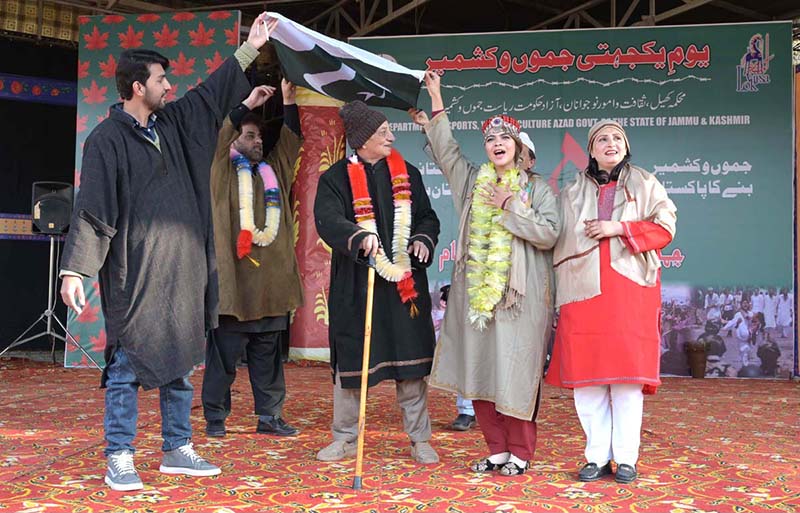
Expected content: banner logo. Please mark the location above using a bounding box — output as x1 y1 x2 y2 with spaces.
736 33 773 92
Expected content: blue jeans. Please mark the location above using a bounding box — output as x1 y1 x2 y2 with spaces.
104 347 194 455
456 394 474 416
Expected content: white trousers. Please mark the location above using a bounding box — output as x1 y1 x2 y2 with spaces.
573 384 644 466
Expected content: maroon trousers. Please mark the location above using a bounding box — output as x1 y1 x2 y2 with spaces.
473 393 540 461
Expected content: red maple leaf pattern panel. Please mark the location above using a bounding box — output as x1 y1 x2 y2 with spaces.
69 10 241 368
164 83 179 102
208 11 232 20
81 80 107 104
83 26 108 50
189 22 215 47
153 24 180 48
102 15 125 24
89 329 107 353
118 25 144 49
170 51 196 76
224 22 239 47
76 303 100 324
204 51 224 75
98 54 117 79
77 60 90 79
172 12 195 22
137 13 161 23
76 114 88 133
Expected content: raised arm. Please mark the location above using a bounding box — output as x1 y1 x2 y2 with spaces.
166 14 277 146
266 80 303 187
215 85 277 162
410 71 477 214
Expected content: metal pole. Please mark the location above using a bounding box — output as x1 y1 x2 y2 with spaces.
45 236 55 335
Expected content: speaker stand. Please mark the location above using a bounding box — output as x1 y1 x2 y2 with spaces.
0 236 102 369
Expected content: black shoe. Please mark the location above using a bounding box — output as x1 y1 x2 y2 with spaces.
470 458 505 473
578 461 613 482
615 463 637 483
205 419 226 438
449 414 476 431
499 460 529 476
257 416 299 436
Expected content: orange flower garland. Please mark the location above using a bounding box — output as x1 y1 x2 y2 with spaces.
347 149 418 316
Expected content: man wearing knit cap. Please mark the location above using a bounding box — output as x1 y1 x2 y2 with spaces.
314 100 441 464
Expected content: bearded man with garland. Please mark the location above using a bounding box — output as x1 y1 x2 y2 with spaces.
313 100 441 464
201 80 302 438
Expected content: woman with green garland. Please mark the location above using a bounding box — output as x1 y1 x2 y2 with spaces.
410 71 560 476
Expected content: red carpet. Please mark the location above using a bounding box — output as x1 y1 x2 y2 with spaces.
0 358 798 512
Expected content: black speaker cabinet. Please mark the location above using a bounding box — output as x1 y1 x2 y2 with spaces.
31 181 73 235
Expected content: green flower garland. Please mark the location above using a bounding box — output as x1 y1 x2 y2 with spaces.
466 163 521 330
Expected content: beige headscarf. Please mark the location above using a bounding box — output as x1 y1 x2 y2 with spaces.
587 119 631 155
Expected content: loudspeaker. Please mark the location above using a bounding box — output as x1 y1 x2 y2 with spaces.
31 181 73 234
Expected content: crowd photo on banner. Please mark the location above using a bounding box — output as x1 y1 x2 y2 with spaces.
55 5 796 496
660 284 795 378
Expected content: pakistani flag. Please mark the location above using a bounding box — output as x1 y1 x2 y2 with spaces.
267 12 424 110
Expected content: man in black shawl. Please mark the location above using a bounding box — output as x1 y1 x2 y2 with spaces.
59 14 276 492
313 101 440 464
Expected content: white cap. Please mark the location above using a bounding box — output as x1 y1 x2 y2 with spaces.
519 131 536 157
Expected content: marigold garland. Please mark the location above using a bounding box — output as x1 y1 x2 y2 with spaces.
347 149 419 316
232 149 281 264
466 163 521 330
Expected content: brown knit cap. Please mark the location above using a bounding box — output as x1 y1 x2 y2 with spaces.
339 100 388 149
587 119 631 154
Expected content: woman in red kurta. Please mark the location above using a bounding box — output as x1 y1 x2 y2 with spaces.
547 120 677 484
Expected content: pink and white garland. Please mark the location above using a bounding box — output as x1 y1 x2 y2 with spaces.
231 148 281 263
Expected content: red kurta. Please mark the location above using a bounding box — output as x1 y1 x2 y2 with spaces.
546 183 672 394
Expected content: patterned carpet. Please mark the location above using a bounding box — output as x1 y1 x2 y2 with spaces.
0 358 797 513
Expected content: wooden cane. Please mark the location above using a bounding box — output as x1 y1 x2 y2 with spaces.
352 265 376 490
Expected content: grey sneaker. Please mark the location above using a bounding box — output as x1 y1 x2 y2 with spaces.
159 443 221 476
411 441 440 464
316 440 356 461
105 450 143 491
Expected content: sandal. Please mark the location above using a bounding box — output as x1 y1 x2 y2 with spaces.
499 460 529 476
470 458 505 473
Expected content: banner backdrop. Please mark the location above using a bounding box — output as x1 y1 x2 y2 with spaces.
795 65 799 377
352 22 796 378
65 10 240 368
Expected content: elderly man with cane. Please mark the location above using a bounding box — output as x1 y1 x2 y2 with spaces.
313 100 441 466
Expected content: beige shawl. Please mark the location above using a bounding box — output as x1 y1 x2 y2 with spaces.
554 165 677 307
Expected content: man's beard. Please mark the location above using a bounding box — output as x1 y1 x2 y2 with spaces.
240 146 262 162
144 92 166 111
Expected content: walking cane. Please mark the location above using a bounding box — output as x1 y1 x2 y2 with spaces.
352 260 376 491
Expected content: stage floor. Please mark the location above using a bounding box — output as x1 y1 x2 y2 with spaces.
0 357 797 512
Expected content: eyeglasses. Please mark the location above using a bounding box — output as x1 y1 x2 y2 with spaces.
372 127 392 139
